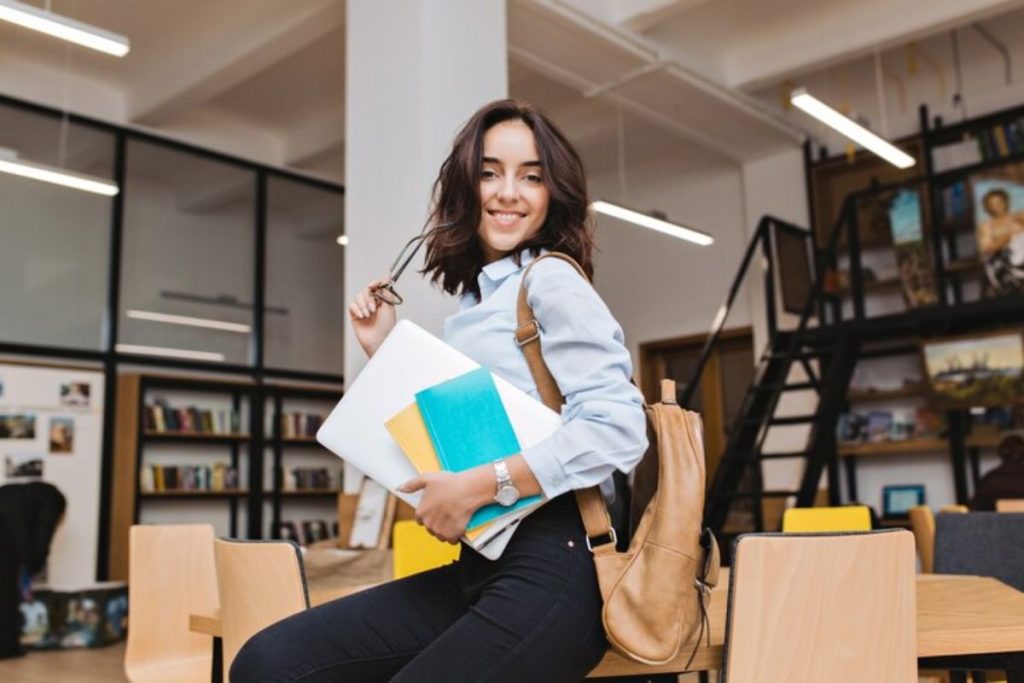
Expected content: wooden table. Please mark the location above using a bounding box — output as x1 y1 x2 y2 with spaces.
190 572 1024 677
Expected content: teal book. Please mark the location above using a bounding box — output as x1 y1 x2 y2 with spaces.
415 367 542 530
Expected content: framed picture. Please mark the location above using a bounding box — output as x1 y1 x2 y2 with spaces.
772 222 815 315
922 330 1024 407
968 162 1024 295
887 187 938 308
882 484 925 519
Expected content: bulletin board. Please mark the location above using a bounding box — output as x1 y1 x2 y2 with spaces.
0 361 105 588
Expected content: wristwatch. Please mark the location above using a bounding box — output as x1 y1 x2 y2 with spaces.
492 459 520 507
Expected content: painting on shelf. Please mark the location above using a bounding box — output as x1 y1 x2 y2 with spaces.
922 331 1024 406
969 162 1024 295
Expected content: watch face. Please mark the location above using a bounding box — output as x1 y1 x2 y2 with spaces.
495 485 520 507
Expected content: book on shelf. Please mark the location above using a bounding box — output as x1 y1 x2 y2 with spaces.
144 400 241 435
282 466 334 491
279 411 325 438
139 463 238 492
932 117 1024 172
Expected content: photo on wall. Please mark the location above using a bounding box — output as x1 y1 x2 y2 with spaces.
969 163 1024 294
887 187 938 307
59 382 91 408
922 331 1024 406
49 417 75 454
4 452 44 479
0 413 36 439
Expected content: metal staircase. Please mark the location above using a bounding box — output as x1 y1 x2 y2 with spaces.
680 192 859 547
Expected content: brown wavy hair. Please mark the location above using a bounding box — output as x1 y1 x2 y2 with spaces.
421 99 594 299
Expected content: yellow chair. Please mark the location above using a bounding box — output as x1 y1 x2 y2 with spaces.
125 524 219 683
908 505 936 573
214 538 309 679
392 520 461 579
996 499 1024 512
781 505 872 532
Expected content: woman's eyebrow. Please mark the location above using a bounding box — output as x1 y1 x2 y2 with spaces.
482 156 542 167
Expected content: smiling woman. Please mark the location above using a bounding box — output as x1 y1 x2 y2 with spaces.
420 99 594 301
233 99 649 682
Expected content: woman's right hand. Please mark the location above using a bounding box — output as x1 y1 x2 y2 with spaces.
348 278 397 358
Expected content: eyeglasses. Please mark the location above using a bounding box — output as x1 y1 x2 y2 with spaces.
371 222 453 306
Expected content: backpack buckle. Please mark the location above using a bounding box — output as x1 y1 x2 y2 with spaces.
585 527 617 552
515 320 541 347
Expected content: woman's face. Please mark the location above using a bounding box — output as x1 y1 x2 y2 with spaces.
476 119 550 263
984 193 1009 218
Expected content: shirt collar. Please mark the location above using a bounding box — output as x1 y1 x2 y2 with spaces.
480 247 543 286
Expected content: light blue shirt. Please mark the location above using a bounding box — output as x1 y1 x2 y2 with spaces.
443 249 648 501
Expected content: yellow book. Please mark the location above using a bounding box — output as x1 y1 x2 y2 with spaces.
385 402 488 541
384 403 441 474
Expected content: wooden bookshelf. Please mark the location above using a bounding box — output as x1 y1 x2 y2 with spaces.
281 435 321 445
276 489 343 497
109 373 257 581
144 430 250 441
966 433 1003 449
847 384 928 403
839 438 948 457
140 489 248 498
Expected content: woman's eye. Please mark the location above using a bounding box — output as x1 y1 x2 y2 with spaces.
481 169 498 179
524 174 543 183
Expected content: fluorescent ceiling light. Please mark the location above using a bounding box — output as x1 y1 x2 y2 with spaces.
0 147 119 196
126 309 251 334
790 88 915 169
115 343 226 362
592 200 714 246
0 0 129 56
336 235 349 246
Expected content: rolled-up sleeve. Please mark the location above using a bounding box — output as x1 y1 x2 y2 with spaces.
519 259 649 499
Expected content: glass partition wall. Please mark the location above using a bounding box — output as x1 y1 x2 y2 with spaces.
0 97 345 382
0 103 115 350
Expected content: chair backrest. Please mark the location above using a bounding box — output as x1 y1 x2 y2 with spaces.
940 504 969 513
934 512 1024 591
997 499 1024 512
392 520 460 579
723 530 917 683
125 524 218 680
907 505 936 573
214 538 310 677
781 505 872 532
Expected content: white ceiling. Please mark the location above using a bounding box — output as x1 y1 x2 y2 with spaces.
1 0 1023 185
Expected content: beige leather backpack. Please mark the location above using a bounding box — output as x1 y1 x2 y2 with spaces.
516 252 720 666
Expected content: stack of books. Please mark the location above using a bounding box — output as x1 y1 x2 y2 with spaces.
385 367 544 537
280 411 325 438
139 462 239 492
144 400 241 434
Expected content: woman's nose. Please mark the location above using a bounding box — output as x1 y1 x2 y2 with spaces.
497 176 519 201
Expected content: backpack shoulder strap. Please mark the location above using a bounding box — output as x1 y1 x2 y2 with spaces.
515 252 617 553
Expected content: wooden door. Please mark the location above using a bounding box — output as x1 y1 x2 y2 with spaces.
639 328 755 486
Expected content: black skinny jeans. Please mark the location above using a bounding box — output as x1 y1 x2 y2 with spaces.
230 494 608 682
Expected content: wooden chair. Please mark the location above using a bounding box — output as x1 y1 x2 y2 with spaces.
392 520 461 579
996 499 1024 512
781 505 872 532
214 538 310 679
722 530 917 682
125 524 219 683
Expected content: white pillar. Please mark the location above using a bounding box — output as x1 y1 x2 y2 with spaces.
343 0 507 488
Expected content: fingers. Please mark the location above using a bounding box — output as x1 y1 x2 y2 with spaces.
398 477 426 494
348 278 393 320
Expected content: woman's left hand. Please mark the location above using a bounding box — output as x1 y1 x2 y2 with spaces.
399 470 491 544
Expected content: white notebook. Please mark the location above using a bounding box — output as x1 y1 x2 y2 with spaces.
316 320 562 559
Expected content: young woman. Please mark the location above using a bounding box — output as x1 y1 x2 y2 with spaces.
230 99 647 683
